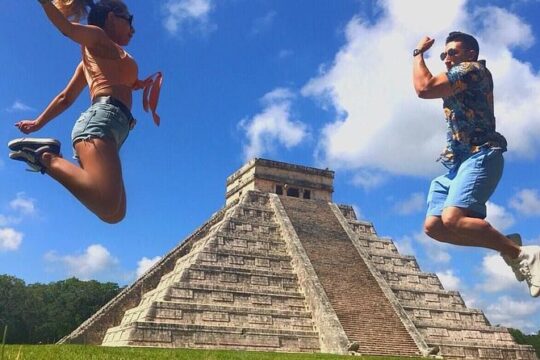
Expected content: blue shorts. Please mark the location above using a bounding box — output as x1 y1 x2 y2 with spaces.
426 147 504 219
71 102 134 159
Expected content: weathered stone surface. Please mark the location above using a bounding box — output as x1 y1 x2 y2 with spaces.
61 158 537 360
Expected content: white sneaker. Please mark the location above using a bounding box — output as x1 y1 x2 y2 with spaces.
502 233 525 282
517 246 540 298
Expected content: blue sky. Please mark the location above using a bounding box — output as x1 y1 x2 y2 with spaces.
1 0 540 333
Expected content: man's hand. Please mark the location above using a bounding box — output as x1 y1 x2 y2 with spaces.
15 120 43 134
416 36 435 54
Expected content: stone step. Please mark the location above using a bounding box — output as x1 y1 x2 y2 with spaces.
370 256 422 274
380 270 443 292
196 250 293 272
226 217 280 229
103 322 320 352
213 234 289 255
407 308 488 327
415 319 508 334
186 264 300 292
164 283 307 311
216 230 285 244
201 247 291 261
345 220 377 236
392 286 467 310
121 301 315 332
432 341 538 360
402 303 484 315
279 196 421 356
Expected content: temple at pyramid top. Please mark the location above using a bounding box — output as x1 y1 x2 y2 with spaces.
226 158 335 205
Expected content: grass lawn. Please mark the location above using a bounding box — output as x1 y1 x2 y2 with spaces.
0 345 427 360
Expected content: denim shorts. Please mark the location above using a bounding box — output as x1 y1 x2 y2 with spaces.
426 147 504 219
71 102 134 159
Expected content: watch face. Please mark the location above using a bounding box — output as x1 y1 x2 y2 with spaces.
413 49 421 56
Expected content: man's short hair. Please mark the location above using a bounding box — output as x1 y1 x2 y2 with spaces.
446 31 479 60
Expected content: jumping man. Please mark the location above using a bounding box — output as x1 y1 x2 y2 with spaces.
412 31 540 297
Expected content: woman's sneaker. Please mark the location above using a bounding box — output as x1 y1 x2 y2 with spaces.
502 233 525 282
517 246 540 298
8 138 61 154
9 145 57 174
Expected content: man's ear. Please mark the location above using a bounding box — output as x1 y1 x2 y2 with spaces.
467 49 478 61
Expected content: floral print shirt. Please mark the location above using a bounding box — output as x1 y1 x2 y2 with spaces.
440 60 506 167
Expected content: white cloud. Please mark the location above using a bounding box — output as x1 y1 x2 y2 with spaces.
436 269 461 290
485 295 540 332
136 256 162 278
303 0 540 179
278 49 293 59
351 205 363 220
0 215 20 227
486 201 515 232
239 88 308 160
10 193 36 216
350 170 388 190
45 244 119 280
414 230 452 264
394 236 416 256
509 188 540 216
251 11 276 36
478 253 521 292
5 100 34 113
163 0 214 35
393 192 425 215
398 231 450 264
0 228 23 252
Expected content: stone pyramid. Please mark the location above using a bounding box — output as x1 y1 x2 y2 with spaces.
60 159 538 359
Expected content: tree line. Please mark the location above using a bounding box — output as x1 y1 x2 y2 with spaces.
0 274 121 344
508 328 540 357
0 273 539 356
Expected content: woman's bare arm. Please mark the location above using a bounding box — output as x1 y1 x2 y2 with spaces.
15 62 87 134
39 1 108 49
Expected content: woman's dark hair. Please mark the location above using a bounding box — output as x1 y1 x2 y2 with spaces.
446 31 479 60
53 0 127 28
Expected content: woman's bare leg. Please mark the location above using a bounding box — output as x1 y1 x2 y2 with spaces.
40 137 126 223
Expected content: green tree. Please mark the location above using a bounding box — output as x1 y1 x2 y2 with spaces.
0 275 29 343
0 275 121 344
509 328 540 357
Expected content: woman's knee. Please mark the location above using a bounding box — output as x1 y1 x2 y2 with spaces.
99 208 126 224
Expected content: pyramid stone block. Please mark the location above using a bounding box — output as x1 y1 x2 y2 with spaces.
59 159 538 360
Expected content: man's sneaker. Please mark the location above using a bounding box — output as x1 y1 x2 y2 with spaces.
8 138 60 154
9 145 53 174
517 245 540 298
502 233 525 282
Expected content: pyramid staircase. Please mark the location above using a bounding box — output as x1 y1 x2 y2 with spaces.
100 191 321 352
59 158 538 360
332 201 537 360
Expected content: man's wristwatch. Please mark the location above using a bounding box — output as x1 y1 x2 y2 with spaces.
413 49 423 57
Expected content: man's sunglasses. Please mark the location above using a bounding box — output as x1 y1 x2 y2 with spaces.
115 13 134 27
440 48 458 61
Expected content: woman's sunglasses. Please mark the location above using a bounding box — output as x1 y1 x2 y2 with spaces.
115 13 134 27
440 48 458 61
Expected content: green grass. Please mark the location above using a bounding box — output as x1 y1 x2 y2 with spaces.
0 345 426 360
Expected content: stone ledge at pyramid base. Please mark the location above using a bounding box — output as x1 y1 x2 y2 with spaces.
435 342 538 360
102 322 320 352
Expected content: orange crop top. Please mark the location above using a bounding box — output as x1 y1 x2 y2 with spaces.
81 44 138 98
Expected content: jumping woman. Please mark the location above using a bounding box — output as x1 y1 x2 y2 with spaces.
9 0 161 224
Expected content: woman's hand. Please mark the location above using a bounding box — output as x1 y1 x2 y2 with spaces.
15 120 43 134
